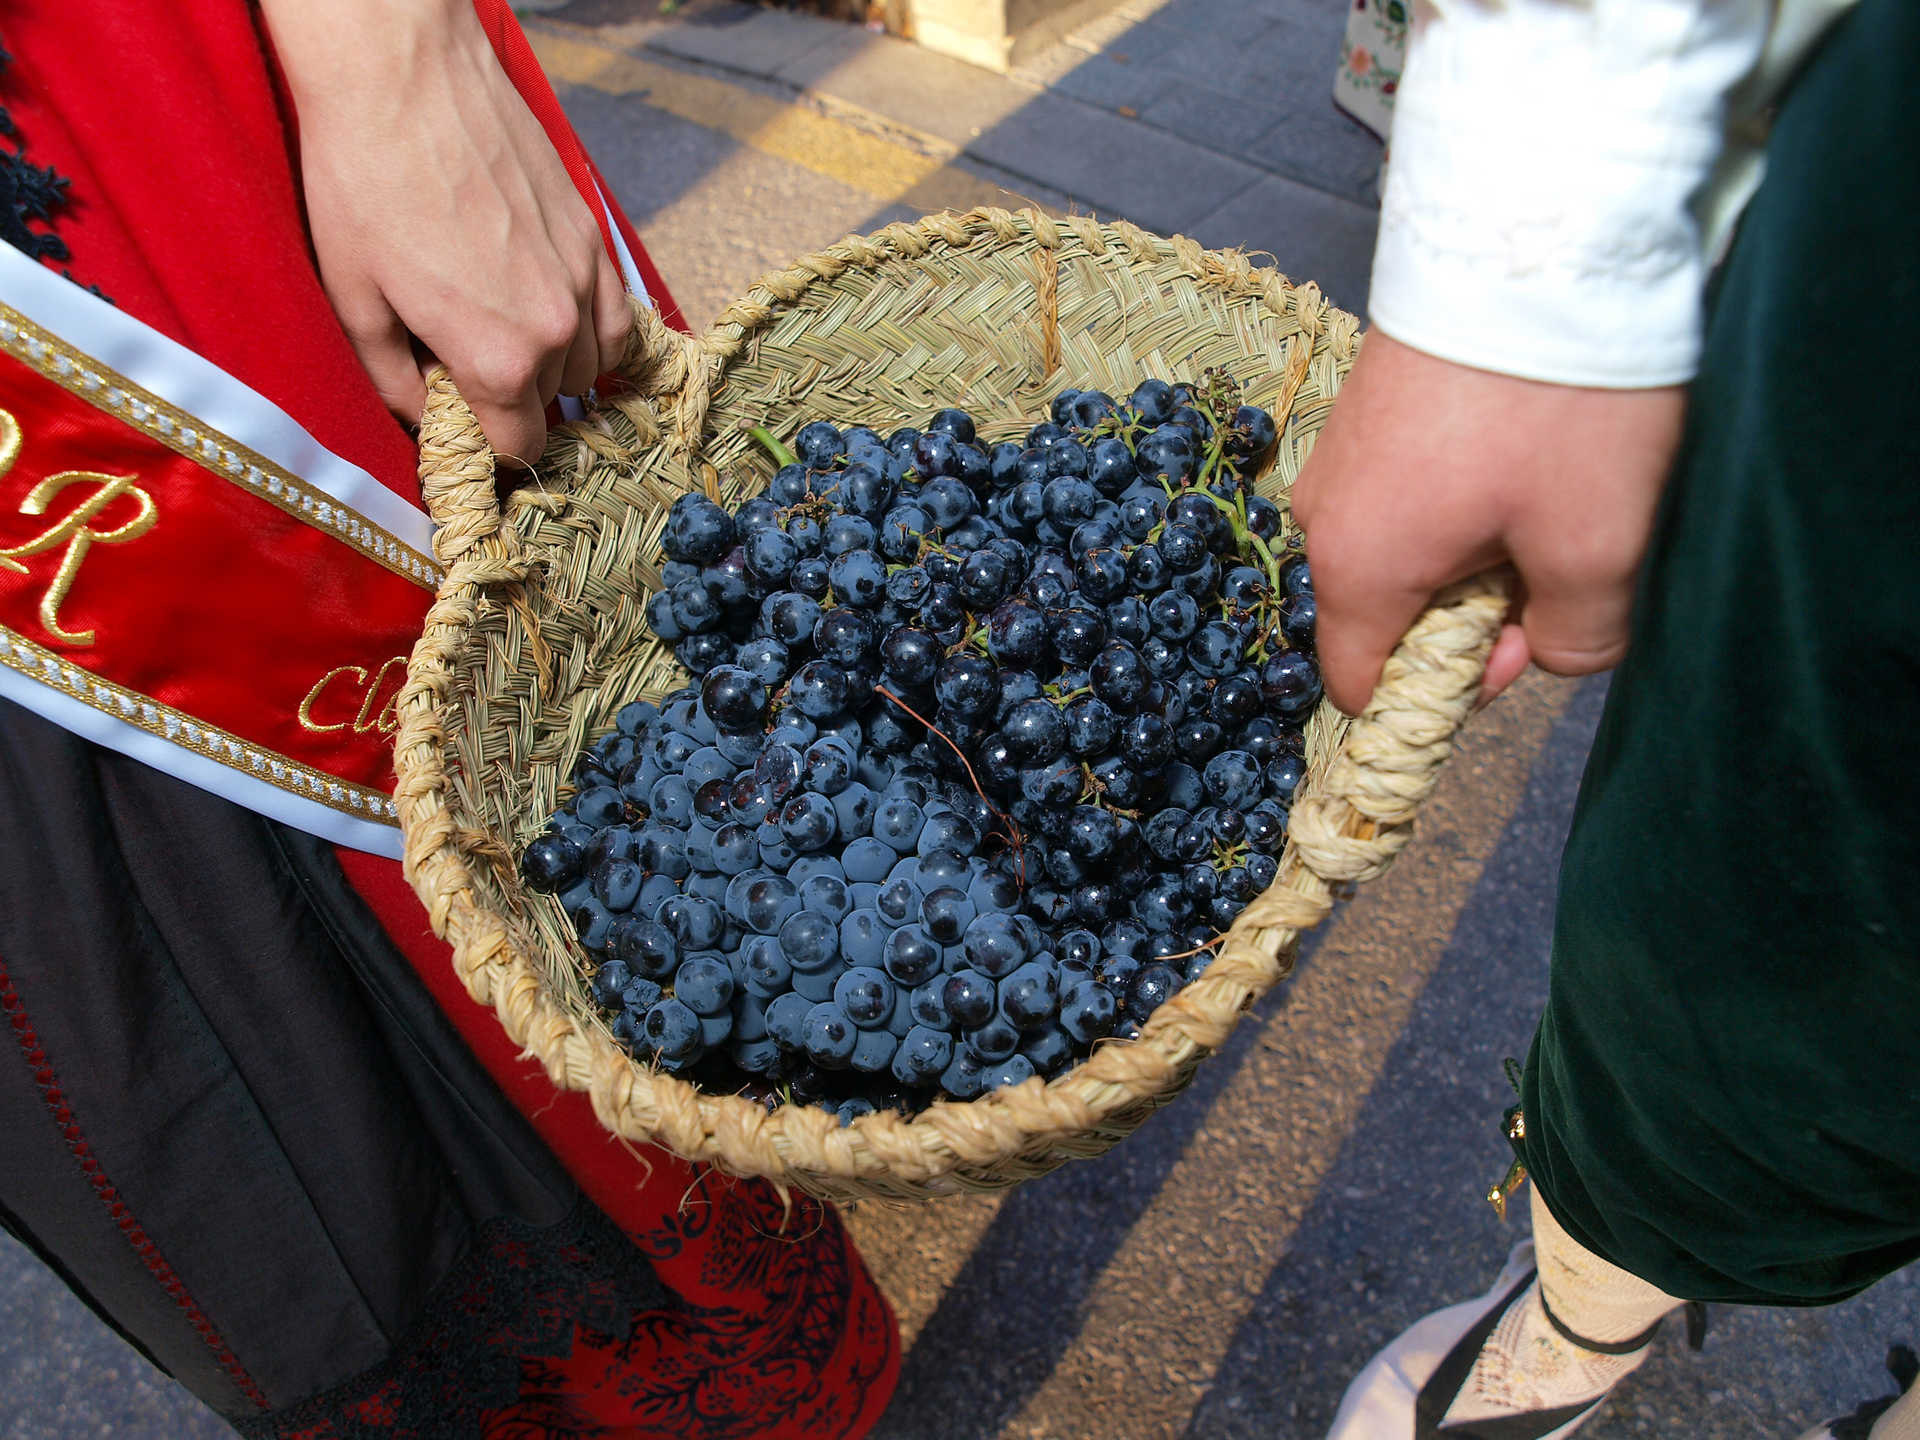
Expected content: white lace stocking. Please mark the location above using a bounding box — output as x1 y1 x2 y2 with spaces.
1443 1187 1682 1428
1530 1185 1681 1344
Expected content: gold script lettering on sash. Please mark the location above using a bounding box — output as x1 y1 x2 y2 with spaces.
0 410 158 647
299 654 406 736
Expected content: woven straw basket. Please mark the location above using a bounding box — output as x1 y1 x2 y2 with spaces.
393 207 1508 1203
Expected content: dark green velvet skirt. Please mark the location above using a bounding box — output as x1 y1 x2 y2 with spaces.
1517 0 1920 1306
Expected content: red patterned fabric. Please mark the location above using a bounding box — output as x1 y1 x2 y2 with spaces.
0 1 897 1432
233 1178 895 1439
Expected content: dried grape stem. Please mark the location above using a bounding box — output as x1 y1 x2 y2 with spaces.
1153 935 1226 963
871 681 1025 871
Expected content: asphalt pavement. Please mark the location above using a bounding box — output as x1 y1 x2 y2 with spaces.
2 2 1913 1436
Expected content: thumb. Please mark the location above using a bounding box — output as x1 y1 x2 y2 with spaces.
1475 621 1533 710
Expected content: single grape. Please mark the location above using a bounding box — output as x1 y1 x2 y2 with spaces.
964 1016 1021 1064
1059 979 1119 1043
997 961 1060 1030
984 1054 1036 1091
834 967 896 1029
942 968 997 1029
1128 961 1183 1021
644 998 703 1062
801 1001 858 1067
674 954 735 1016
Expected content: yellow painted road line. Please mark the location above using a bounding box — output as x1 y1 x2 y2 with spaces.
1001 670 1579 1440
528 27 1024 214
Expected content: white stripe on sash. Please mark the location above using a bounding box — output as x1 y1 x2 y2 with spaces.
0 243 437 558
559 183 653 423
0 656 406 857
593 178 651 306
0 247 432 856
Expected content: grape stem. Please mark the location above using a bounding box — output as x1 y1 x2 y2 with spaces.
1152 935 1225 963
749 425 800 469
871 682 1027 885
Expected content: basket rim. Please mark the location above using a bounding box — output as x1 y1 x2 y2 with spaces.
392 205 1508 1201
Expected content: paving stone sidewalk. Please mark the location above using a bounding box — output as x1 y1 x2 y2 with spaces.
533 0 1387 314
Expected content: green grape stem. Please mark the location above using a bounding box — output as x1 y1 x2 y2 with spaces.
749 425 800 469
1247 530 1284 596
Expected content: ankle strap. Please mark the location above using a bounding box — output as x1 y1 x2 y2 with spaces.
1535 1285 1671 1356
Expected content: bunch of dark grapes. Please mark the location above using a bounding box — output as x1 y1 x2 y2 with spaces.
519 374 1321 1125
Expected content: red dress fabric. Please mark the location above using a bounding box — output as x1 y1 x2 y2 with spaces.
0 1 898 1433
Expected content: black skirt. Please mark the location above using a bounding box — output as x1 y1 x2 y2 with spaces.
0 696 897 1435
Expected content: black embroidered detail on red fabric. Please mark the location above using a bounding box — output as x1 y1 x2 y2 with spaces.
235 1197 669 1440
238 1179 895 1440
0 32 106 300
0 35 71 266
592 1176 889 1440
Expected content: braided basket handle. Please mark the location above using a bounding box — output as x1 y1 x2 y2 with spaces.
1285 572 1512 895
414 299 708 539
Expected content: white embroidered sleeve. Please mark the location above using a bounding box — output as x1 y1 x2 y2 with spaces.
1366 0 1773 388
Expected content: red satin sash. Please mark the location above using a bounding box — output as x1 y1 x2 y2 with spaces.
0 0 678 857
0 272 435 852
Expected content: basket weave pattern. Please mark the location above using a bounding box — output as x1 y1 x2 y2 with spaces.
392 208 1507 1202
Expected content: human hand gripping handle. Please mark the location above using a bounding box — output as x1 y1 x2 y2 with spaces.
1289 332 1687 715
258 0 634 466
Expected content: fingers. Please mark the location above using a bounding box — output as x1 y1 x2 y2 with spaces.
468 246 631 456
1512 560 1636 676
462 221 624 455
1310 557 1450 716
337 298 429 430
459 374 549 469
1476 622 1533 711
438 326 554 464
1294 427 1498 716
1289 335 1453 715
549 229 610 400
1503 384 1683 677
434 280 588 464
591 249 635 379
557 299 603 400
1295 335 1684 721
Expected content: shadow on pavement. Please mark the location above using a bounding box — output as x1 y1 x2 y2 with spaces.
555 0 1384 319
870 929 1324 1440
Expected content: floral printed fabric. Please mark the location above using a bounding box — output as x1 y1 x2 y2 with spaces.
1334 0 1408 141
238 1185 898 1439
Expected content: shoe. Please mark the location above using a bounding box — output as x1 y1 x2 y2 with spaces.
1326 1241 1668 1440
1795 1345 1918 1440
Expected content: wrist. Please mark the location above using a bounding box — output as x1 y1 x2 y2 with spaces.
259 0 478 105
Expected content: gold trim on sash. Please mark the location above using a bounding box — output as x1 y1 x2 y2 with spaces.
0 621 399 824
0 304 443 591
